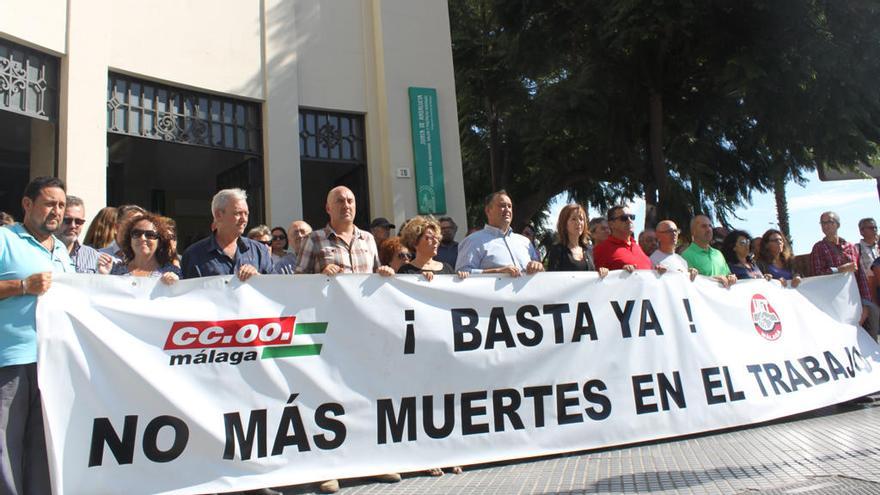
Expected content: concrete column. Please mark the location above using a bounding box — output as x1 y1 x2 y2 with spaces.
57 0 110 214
261 0 303 227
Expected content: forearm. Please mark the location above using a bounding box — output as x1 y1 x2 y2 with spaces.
0 279 25 300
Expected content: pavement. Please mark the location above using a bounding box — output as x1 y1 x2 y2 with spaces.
270 393 880 494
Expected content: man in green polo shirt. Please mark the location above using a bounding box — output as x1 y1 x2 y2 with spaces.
682 215 737 287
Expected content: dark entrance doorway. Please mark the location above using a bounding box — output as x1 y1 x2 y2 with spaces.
106 73 263 250
299 109 370 229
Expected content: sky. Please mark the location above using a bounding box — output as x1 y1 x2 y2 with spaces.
545 171 879 254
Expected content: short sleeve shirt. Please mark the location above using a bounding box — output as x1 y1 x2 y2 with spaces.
0 224 75 366
295 225 380 274
650 250 690 273
681 243 731 276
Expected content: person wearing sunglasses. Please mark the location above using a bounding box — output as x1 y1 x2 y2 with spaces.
379 237 413 273
593 205 653 272
721 230 771 281
98 212 180 285
269 226 289 264
54 195 111 273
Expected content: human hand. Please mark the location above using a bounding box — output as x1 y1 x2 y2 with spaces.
457 271 469 279
160 272 179 285
791 276 802 288
688 268 698 281
97 255 113 275
421 271 434 282
377 265 394 277
622 264 636 273
654 265 668 274
24 272 52 295
525 261 544 274
321 263 343 276
237 264 258 281
838 262 856 273
597 267 609 279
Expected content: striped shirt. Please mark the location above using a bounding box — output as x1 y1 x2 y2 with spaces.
70 240 101 273
295 225 380 274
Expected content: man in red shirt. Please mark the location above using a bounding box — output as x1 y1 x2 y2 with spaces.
593 205 654 271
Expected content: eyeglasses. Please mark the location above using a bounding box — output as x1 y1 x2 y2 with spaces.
63 217 86 226
130 229 160 240
657 228 680 235
611 214 636 222
396 252 414 261
272 234 287 241
768 237 784 243
736 239 750 246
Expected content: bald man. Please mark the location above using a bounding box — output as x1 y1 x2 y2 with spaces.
294 186 392 276
681 215 737 287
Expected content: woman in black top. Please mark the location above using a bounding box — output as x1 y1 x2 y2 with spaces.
397 215 468 281
547 204 608 277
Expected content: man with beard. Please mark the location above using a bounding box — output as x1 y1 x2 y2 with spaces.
0 176 74 494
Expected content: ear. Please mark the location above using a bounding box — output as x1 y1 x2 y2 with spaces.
21 196 32 212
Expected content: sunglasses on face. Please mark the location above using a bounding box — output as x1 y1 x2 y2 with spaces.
273 235 287 241
130 229 160 240
736 239 750 246
611 214 636 222
63 217 86 226
396 252 414 261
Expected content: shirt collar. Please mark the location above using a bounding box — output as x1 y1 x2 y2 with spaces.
210 233 249 254
691 242 713 253
482 224 512 237
607 234 634 247
12 223 60 253
324 224 366 241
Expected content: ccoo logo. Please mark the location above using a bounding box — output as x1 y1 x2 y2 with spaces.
750 294 781 341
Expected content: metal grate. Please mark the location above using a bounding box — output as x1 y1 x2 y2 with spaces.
0 38 59 121
107 73 262 154
299 108 365 163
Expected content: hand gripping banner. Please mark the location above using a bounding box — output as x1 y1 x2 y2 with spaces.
36 272 880 494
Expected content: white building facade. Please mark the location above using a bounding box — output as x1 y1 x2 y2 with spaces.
0 0 466 246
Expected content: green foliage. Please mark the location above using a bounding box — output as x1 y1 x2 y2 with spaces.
449 0 880 232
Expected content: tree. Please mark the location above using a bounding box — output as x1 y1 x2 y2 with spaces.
450 0 880 233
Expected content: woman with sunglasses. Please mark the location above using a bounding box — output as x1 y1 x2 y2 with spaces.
397 216 468 281
721 230 770 280
378 237 412 273
269 226 289 264
97 212 180 284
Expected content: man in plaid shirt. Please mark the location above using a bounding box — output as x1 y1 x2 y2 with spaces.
810 211 871 331
295 186 393 277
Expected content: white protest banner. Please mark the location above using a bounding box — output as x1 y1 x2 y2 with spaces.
37 272 880 495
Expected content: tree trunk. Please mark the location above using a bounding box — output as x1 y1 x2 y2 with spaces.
646 90 665 229
774 173 790 239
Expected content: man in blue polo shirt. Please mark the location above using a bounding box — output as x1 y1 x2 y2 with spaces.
182 188 273 280
0 176 74 494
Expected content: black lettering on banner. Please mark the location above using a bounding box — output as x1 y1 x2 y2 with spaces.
376 397 416 444
492 388 525 431
88 415 138 467
657 372 686 410
543 304 570 344
404 310 415 355
555 383 583 425
461 391 490 435
612 300 636 338
583 380 611 420
785 361 812 392
723 366 746 402
746 364 769 397
142 416 189 463
515 305 543 346
638 300 663 336
423 394 455 439
572 302 598 342
701 367 726 405
523 385 553 427
223 409 267 460
799 356 830 385
486 307 516 349
271 395 311 455
313 403 346 450
848 346 872 374
824 351 849 380
451 308 481 351
763 363 792 395
632 374 657 414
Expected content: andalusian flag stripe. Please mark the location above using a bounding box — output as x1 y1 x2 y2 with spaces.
295 322 328 335
262 344 322 359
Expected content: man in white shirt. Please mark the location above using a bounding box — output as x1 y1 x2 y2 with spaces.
650 220 697 280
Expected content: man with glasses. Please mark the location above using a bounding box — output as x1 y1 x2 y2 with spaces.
455 190 543 276
650 220 698 279
593 205 652 271
811 211 872 334
54 195 109 273
681 215 737 287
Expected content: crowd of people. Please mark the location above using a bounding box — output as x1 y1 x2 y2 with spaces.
0 176 877 494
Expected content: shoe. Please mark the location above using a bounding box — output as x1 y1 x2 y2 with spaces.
373 473 402 483
318 479 340 493
244 489 283 495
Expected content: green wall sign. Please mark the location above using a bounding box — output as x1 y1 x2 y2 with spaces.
408 87 447 214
